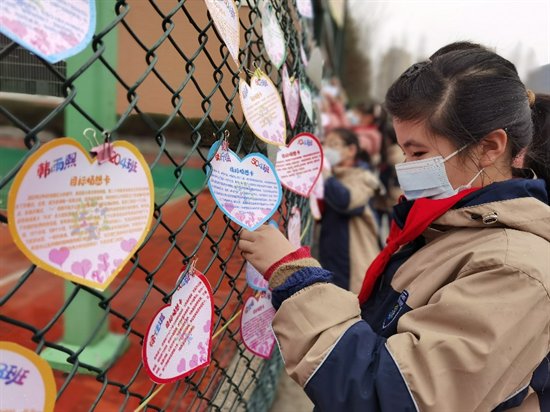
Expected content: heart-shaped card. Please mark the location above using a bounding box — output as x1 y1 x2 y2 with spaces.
246 262 269 292
328 0 345 27
207 141 282 231
241 291 276 359
0 342 57 412
204 0 240 65
309 170 325 220
275 133 323 197
239 68 287 146
8 138 154 290
313 163 326 198
287 206 302 249
281 65 300 129
296 0 314 18
305 47 324 88
300 44 308 67
299 82 314 122
309 194 322 220
261 3 286 69
142 267 214 383
0 0 95 64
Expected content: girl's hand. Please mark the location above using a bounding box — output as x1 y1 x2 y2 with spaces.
238 224 297 275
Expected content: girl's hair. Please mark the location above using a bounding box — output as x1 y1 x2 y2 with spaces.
355 102 376 116
329 127 370 164
525 94 550 185
385 41 550 188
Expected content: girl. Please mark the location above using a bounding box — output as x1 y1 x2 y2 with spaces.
320 127 380 293
239 42 550 411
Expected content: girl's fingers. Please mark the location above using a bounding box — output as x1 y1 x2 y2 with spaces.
241 251 251 261
238 238 255 253
239 229 257 242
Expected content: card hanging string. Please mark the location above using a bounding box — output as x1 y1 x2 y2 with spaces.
244 67 256 78
221 130 230 151
300 214 312 242
102 130 113 161
244 62 263 79
188 258 198 276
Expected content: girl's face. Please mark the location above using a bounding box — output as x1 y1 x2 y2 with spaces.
393 119 483 189
324 132 356 167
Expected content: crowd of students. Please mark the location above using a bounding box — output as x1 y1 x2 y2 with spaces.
318 79 404 291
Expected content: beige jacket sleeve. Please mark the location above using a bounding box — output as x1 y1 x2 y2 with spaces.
326 168 379 212
387 263 549 411
271 261 549 411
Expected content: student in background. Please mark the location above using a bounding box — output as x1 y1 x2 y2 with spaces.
372 126 404 231
348 102 383 166
320 127 380 293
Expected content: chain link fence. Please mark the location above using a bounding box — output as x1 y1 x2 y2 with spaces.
0 0 319 410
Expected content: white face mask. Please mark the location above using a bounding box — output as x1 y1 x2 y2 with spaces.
323 147 343 167
347 111 360 126
395 146 484 200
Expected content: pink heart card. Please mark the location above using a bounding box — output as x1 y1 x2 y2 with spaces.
240 292 276 359
275 133 323 197
282 65 300 129
142 267 214 383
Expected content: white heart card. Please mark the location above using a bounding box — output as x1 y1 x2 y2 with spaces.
0 0 95 64
287 206 302 249
261 2 286 69
309 170 325 220
239 68 287 146
8 138 154 290
300 44 308 67
312 168 325 199
241 291 276 359
328 0 345 27
296 0 314 18
281 65 300 129
207 141 282 231
246 262 269 292
305 47 324 88
204 0 240 65
0 342 57 412
309 193 322 220
275 133 323 197
299 82 314 122
143 267 214 383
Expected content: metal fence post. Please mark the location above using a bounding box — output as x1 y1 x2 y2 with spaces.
41 2 129 373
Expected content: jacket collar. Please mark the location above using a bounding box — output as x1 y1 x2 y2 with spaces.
393 176 550 242
454 173 548 209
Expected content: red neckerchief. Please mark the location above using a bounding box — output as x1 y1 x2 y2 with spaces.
358 188 480 305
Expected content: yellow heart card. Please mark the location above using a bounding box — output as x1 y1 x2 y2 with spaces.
0 341 57 412
8 138 154 290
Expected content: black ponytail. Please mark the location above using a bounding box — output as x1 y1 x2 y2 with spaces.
525 94 550 190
